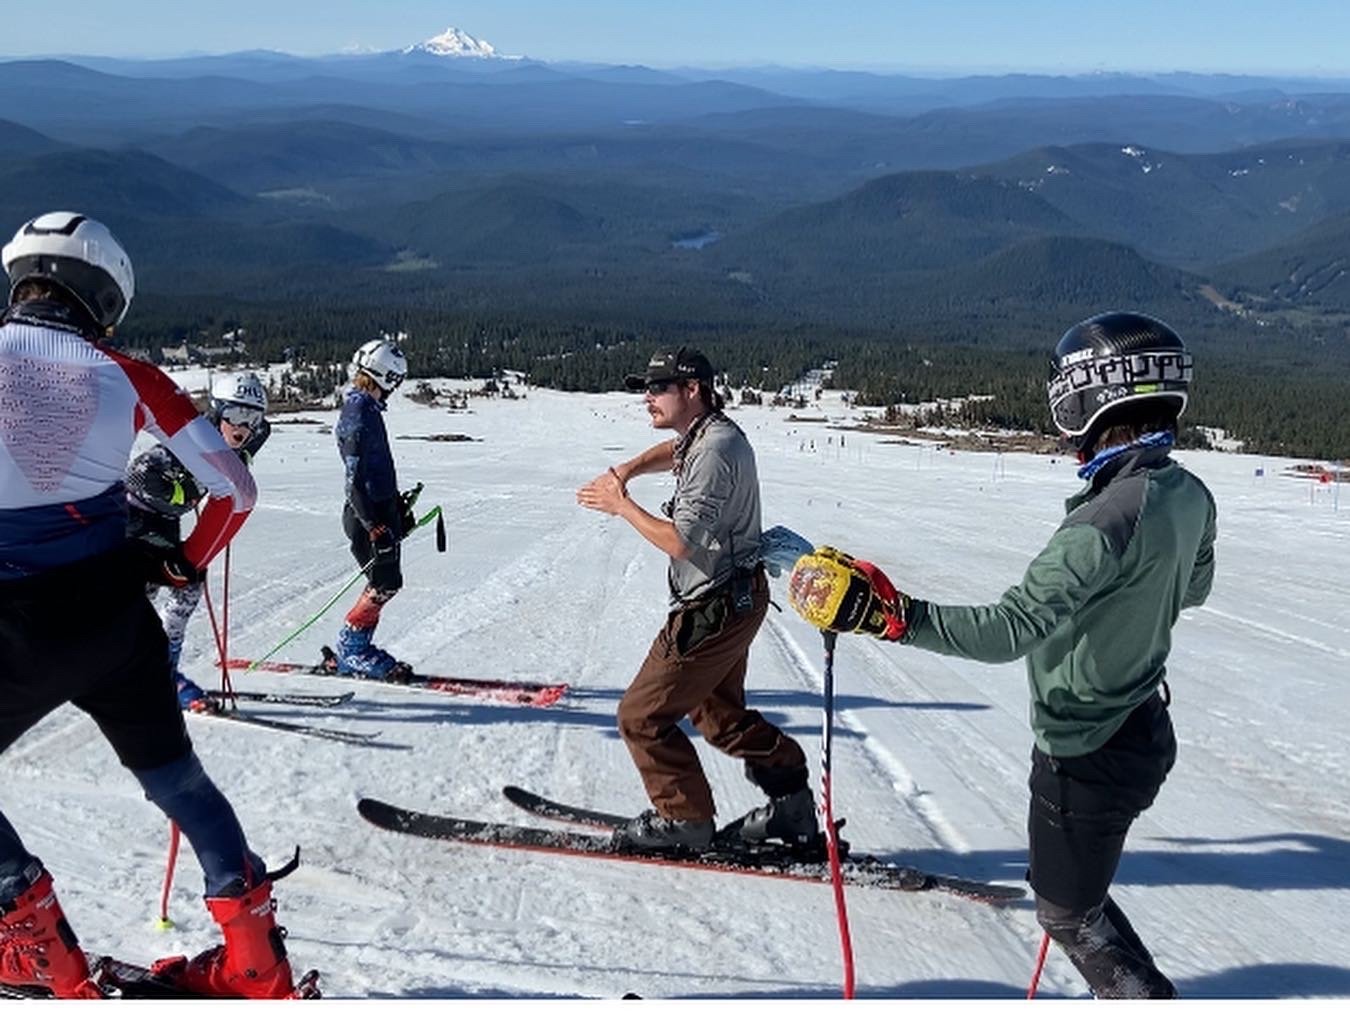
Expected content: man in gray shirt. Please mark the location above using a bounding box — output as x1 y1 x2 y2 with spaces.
577 347 817 852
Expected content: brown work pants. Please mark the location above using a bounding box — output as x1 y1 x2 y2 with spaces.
617 570 807 821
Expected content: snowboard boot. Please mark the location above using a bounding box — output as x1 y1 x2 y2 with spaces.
151 878 297 999
723 788 820 847
612 810 714 852
0 867 102 998
334 624 404 680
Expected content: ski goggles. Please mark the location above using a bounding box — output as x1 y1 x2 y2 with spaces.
220 404 264 430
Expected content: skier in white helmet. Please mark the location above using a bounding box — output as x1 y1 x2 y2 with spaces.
0 212 306 998
125 370 272 711
328 337 417 680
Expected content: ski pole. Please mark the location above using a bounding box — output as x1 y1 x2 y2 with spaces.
242 505 444 674
819 629 856 999
219 544 235 699
1027 931 1050 998
401 483 446 552
201 574 235 711
156 821 182 930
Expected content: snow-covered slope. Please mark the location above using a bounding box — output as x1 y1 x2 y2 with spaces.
6 383 1348 999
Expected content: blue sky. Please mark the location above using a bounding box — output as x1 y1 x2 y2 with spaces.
7 0 1350 75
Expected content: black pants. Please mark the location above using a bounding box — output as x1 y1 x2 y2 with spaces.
0 548 189 771
1028 693 1177 998
342 503 402 594
1 549 270 900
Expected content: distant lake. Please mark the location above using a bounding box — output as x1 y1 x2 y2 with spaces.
671 230 721 250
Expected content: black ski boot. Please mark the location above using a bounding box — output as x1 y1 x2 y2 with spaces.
722 788 820 848
611 810 714 853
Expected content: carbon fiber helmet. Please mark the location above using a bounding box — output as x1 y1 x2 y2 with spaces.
1047 311 1192 453
2 211 135 330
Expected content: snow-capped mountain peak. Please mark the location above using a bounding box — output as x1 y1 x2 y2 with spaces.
403 26 497 59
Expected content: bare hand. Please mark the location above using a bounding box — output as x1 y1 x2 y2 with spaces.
577 468 627 515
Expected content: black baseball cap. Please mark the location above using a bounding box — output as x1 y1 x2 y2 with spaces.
624 347 715 391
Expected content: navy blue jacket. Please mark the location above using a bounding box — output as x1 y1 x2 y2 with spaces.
336 386 400 535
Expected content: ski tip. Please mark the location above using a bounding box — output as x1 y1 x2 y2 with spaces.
356 797 389 822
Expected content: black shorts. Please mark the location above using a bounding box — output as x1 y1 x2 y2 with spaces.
0 547 190 772
1027 693 1176 912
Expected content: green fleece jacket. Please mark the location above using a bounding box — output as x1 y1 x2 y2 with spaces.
904 445 1216 757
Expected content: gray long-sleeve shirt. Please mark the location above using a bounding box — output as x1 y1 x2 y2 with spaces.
667 415 762 603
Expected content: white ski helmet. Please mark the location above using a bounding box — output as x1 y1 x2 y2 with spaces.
352 338 408 392
210 371 268 413
2 211 135 329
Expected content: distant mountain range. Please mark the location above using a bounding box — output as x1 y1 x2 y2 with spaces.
0 43 1344 453
0 49 1344 367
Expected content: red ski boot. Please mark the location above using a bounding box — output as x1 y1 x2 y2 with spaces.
0 869 102 998
152 879 299 998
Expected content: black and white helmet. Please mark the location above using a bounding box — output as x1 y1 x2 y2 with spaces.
352 338 407 392
209 371 267 429
1047 311 1192 452
2 211 135 329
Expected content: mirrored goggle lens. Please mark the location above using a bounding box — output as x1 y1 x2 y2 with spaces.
221 405 263 429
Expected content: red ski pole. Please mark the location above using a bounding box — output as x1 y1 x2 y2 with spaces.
218 545 234 699
156 821 181 930
202 573 234 711
1027 931 1050 998
819 630 856 999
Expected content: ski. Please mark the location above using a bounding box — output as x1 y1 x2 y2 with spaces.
221 656 569 708
0 956 176 1000
205 688 355 708
357 797 1025 904
0 955 322 999
504 784 629 828
193 708 381 746
501 786 1023 903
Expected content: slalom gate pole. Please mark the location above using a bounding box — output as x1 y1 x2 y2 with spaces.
1027 932 1050 998
156 822 181 930
819 630 856 999
241 505 444 674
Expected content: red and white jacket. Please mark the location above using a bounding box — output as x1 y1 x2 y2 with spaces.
0 311 255 580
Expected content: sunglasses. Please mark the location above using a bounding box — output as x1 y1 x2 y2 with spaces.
220 404 264 430
644 379 682 395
